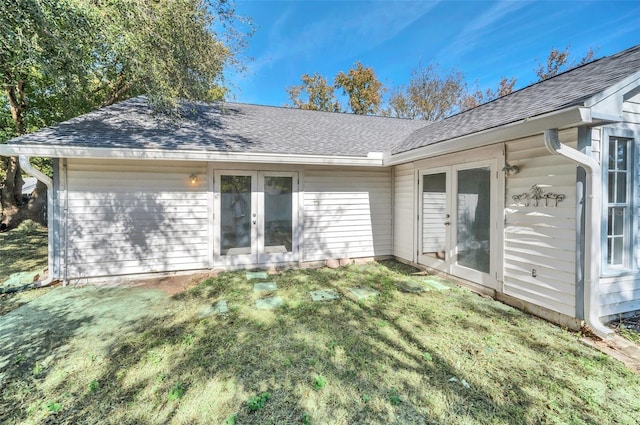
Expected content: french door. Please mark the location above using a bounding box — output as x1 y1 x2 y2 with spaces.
214 170 298 266
418 161 497 287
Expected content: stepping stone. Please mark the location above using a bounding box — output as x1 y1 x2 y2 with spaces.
421 278 451 291
395 280 428 293
198 300 229 317
256 296 284 310
310 289 340 301
246 271 268 280
348 287 379 300
253 282 277 292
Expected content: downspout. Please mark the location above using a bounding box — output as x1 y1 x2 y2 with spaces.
543 130 612 338
19 155 56 287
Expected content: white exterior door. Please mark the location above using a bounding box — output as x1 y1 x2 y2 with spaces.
418 161 498 288
214 170 298 267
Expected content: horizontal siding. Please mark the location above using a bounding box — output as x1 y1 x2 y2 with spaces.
600 276 640 317
393 165 414 261
64 159 208 278
622 92 640 124
303 169 392 261
598 95 640 317
503 130 578 317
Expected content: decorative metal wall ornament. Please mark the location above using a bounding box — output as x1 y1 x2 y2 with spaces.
512 184 566 207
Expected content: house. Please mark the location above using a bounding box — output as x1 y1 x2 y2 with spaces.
1 44 640 337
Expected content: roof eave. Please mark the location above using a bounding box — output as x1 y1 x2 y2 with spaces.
0 144 384 167
383 105 618 166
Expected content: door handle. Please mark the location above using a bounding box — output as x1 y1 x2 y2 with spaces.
444 221 450 226
252 220 257 225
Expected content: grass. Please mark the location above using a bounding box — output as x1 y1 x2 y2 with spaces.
1 260 640 424
0 220 51 315
0 220 48 284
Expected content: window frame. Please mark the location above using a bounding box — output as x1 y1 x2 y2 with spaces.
601 128 636 275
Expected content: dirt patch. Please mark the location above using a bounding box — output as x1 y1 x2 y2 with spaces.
121 272 219 296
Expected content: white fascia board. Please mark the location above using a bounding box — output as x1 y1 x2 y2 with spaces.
584 71 640 108
0 144 384 167
383 106 600 166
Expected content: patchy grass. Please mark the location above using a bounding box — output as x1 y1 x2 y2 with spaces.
0 220 50 315
1 261 640 424
0 219 48 284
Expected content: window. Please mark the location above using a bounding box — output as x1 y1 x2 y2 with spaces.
606 137 631 267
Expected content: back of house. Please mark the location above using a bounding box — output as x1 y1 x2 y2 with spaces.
2 44 640 335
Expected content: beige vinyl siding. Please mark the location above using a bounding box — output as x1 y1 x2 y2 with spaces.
503 130 578 317
303 168 392 261
64 159 209 279
393 164 415 262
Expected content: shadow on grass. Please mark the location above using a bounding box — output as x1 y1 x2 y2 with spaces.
3 262 640 424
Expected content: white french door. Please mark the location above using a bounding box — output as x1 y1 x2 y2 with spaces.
418 161 497 288
213 170 298 267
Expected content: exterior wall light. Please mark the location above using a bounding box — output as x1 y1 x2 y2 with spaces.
502 164 520 176
189 174 198 185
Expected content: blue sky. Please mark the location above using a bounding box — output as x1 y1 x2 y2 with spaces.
227 0 640 108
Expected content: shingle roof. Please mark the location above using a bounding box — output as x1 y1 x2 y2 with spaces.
8 97 427 158
393 44 640 155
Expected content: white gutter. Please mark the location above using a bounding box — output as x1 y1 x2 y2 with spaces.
385 106 614 166
1 145 384 167
543 129 612 338
18 155 56 287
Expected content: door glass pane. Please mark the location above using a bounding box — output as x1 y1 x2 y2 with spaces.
264 176 293 254
456 168 490 273
422 173 447 260
220 175 252 255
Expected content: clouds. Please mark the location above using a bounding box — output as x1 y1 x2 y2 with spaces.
249 1 440 75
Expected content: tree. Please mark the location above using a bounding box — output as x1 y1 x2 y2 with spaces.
286 73 341 112
334 62 383 115
459 76 517 111
535 46 595 81
387 64 466 121
1 0 249 229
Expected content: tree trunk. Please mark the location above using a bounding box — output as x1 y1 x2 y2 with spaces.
0 157 25 229
1 80 47 230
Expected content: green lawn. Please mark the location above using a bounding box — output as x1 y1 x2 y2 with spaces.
0 220 48 284
1 261 639 424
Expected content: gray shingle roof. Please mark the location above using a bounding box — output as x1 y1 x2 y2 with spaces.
393 44 640 155
8 97 427 158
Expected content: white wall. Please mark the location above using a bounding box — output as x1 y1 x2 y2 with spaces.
63 159 209 279
393 164 415 262
598 90 640 317
503 130 579 317
302 168 392 261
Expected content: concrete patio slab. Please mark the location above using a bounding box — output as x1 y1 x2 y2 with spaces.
348 287 379 300
253 282 277 292
256 296 284 310
246 271 269 280
198 299 229 317
310 289 340 301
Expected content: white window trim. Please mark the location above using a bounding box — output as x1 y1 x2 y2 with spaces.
601 127 636 276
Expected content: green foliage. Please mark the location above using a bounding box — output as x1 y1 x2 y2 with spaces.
286 73 341 112
312 375 326 391
301 412 311 424
46 401 62 413
388 388 401 405
361 394 371 403
168 382 186 401
422 352 433 362
246 392 271 411
224 414 237 425
334 62 383 115
89 379 100 392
